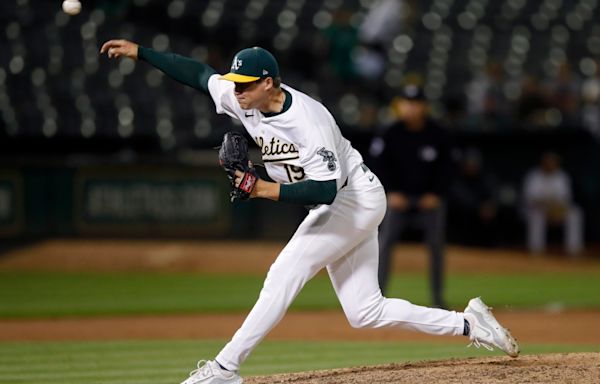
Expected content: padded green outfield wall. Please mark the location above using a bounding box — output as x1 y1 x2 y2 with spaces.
0 163 305 239
73 166 230 236
0 165 235 238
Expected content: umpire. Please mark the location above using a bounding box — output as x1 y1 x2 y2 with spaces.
369 84 453 308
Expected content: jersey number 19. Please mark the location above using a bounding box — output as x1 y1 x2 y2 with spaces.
284 165 305 182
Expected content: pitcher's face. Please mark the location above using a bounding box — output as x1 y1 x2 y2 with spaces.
234 79 269 110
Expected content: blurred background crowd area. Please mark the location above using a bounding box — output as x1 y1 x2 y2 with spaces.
0 0 599 250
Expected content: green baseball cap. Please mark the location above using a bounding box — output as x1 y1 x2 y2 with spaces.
220 47 280 83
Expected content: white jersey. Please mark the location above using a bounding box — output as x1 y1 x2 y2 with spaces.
207 75 364 189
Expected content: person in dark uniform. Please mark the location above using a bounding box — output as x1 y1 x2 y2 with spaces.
448 148 501 247
369 84 453 308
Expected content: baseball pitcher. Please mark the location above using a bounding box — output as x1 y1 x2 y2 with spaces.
100 41 519 384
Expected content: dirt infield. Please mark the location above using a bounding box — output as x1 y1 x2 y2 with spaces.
2 239 599 274
246 353 600 384
0 240 600 276
1 310 600 345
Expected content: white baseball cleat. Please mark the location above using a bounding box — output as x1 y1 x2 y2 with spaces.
464 297 520 358
180 360 243 384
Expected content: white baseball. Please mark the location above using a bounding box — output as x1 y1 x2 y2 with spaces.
62 0 82 16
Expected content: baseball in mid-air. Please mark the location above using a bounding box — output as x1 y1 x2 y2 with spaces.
62 0 82 16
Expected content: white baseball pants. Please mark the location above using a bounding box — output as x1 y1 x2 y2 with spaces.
216 166 465 371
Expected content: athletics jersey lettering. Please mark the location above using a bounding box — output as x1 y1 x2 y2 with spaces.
207 75 364 187
255 136 299 162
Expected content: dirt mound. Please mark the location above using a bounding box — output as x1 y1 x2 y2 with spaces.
246 353 600 384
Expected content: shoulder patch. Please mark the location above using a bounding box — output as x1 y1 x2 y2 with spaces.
317 147 337 171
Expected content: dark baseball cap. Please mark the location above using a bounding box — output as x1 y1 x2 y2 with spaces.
220 47 280 83
401 84 426 101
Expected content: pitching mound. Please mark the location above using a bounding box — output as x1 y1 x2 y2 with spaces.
246 353 600 384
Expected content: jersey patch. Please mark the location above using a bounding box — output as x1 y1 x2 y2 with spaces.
317 147 337 171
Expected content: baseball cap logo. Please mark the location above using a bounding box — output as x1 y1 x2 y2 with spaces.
220 47 279 83
232 57 243 71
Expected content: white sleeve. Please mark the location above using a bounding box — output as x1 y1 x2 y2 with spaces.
207 74 239 120
299 115 342 182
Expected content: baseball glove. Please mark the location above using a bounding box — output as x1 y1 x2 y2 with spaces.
218 131 258 202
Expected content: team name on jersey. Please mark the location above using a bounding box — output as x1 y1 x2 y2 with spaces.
255 136 299 163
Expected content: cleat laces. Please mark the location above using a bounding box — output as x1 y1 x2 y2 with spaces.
468 338 494 351
189 360 212 379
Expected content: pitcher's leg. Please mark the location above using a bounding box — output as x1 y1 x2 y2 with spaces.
216 205 373 371
215 246 313 370
328 230 464 336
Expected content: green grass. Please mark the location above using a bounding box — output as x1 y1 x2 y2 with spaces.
0 340 597 383
0 271 599 318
